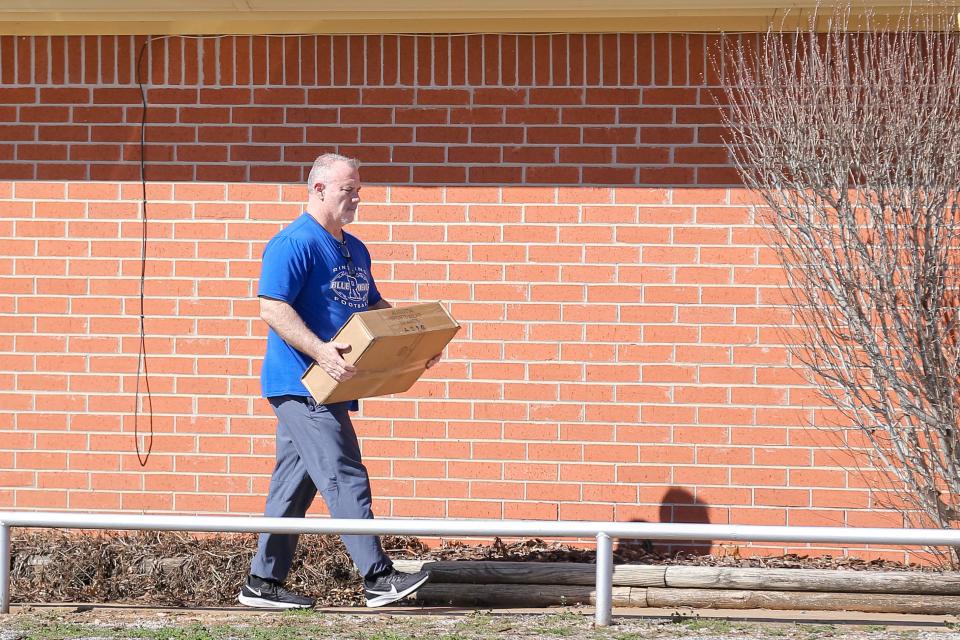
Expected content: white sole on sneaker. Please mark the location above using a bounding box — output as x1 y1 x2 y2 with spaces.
365 573 430 608
238 593 313 609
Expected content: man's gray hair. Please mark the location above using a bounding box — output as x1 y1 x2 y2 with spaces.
307 153 360 195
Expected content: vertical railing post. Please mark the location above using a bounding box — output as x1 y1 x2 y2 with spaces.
1 524 10 614
594 531 613 627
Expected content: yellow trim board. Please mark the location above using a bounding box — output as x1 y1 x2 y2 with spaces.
0 5 957 35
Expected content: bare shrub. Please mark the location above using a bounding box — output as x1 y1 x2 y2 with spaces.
721 4 960 562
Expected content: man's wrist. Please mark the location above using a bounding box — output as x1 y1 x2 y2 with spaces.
310 340 327 362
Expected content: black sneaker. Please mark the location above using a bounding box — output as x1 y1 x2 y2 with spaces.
238 575 315 609
364 569 430 608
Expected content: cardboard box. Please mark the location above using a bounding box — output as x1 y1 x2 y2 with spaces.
301 301 460 404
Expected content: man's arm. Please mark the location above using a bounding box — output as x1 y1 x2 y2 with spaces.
259 297 356 381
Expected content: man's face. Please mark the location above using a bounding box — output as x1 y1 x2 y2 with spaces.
316 162 361 226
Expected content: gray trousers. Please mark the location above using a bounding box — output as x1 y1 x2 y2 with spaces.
249 395 393 582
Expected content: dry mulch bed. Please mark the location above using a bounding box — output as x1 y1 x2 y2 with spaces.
9 529 938 607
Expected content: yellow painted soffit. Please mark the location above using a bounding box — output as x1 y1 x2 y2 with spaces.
0 3 957 35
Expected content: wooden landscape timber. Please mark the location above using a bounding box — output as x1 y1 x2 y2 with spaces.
393 560 960 614
412 583 960 615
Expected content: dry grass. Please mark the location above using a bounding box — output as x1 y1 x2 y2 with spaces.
11 529 425 606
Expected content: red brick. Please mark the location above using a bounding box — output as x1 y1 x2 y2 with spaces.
146 88 198 104
20 106 69 123
561 502 614 521
583 34 602 85
253 88 305 105
0 87 37 104
465 166 519 184
409 127 466 144
39 87 87 103
17 144 68 161
232 107 284 125
640 127 695 144
73 106 124 123
0 124 38 142
199 88 252 105
418 89 470 105
474 88 525 105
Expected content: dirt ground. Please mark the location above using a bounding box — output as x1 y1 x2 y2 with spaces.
3 605 960 640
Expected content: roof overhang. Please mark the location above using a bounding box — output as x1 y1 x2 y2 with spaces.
0 1 957 35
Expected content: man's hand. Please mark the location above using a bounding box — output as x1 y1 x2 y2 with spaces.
316 342 356 381
425 353 442 369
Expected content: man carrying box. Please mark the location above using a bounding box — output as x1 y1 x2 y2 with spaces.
239 153 439 609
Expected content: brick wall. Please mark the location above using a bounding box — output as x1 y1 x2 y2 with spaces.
0 34 911 560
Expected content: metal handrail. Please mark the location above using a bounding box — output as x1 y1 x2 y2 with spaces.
3 511 960 625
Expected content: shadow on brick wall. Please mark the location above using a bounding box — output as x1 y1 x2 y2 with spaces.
613 487 713 557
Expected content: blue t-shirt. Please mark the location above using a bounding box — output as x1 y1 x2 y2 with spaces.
257 213 381 398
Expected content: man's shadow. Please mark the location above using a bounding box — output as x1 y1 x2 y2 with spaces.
614 487 712 561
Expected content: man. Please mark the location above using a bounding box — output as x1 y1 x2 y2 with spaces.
239 153 437 609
